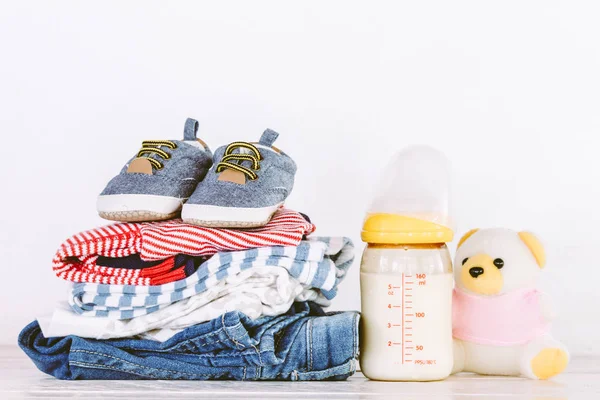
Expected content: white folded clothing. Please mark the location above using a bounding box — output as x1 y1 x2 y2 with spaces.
38 266 329 341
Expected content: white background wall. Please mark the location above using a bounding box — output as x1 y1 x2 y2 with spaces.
1 1 599 354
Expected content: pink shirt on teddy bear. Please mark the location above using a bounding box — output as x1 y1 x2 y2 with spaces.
452 287 550 346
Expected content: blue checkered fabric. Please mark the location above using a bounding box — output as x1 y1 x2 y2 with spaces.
69 236 354 319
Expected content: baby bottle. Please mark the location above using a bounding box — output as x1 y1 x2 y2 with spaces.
360 146 454 381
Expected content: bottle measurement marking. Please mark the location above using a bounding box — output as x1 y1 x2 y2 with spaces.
402 272 405 365
405 272 414 364
386 273 429 365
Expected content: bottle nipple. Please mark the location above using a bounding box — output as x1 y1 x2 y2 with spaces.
361 145 454 244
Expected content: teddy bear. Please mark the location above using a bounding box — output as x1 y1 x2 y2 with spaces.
451 228 569 380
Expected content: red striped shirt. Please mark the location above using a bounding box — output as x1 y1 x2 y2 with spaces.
52 209 315 285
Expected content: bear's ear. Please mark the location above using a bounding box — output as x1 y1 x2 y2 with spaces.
457 228 479 248
518 231 546 268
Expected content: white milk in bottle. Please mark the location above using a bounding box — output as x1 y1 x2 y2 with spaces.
359 146 454 381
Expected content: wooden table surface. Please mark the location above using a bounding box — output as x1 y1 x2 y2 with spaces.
2 345 598 399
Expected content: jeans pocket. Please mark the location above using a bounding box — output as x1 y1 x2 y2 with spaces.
168 314 252 354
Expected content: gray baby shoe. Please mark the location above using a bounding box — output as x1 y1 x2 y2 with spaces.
181 129 296 227
97 118 213 222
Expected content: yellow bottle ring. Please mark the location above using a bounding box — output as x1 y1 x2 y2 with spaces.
361 213 454 244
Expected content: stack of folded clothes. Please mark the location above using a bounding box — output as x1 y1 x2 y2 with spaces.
18 118 359 381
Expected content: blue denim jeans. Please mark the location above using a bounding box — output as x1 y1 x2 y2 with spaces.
18 302 359 381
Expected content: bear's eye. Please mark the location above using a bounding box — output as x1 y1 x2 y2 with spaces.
462 258 469 265
493 258 504 269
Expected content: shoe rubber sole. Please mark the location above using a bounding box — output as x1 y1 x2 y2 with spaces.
97 194 184 222
181 203 283 228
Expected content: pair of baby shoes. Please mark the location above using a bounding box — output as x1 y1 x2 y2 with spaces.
96 118 296 228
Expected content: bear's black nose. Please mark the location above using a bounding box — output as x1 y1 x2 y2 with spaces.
469 267 484 278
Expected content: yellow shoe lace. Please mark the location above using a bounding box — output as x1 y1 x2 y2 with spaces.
215 142 263 180
136 140 178 170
